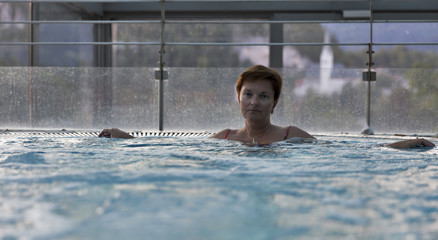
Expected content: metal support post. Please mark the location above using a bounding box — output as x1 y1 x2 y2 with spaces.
94 21 113 126
157 0 167 131
27 2 37 127
361 0 376 135
269 20 283 68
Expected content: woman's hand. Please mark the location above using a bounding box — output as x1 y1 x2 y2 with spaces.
387 138 435 149
98 128 134 139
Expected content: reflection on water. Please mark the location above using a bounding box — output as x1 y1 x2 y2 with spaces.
0 135 437 239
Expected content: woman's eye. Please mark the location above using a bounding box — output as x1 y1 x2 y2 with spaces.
261 95 269 99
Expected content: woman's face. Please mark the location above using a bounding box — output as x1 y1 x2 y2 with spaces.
239 79 277 122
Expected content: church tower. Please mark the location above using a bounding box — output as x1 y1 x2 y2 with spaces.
319 30 334 93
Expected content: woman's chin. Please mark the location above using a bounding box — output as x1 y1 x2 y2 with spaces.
244 115 267 122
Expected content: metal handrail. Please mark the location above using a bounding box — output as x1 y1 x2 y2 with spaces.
0 20 162 24
0 0 161 2
2 19 438 24
2 41 438 46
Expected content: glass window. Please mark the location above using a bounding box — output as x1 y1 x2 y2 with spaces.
0 2 28 66
35 3 98 66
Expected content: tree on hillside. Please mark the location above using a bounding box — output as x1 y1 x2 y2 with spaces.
114 23 241 67
340 46 438 69
0 3 28 66
404 63 438 131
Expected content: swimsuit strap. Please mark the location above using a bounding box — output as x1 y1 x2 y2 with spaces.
224 129 231 139
284 126 291 140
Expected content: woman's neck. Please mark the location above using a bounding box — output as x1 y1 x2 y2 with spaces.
243 120 272 139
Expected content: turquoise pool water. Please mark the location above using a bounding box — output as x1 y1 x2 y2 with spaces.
0 133 437 239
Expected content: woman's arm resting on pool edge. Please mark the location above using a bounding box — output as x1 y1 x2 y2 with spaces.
98 128 134 139
386 138 435 149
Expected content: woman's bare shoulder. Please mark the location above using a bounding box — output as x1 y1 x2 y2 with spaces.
286 126 316 139
210 129 232 139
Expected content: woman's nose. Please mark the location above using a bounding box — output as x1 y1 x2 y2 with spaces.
250 96 259 105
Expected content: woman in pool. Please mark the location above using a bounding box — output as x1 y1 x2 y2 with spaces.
99 65 435 149
210 65 314 144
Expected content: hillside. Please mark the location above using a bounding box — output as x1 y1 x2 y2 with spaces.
323 22 438 52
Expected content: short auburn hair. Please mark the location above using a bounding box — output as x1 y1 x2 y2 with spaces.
236 65 283 102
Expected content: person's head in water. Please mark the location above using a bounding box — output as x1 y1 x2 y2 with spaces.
235 65 283 122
